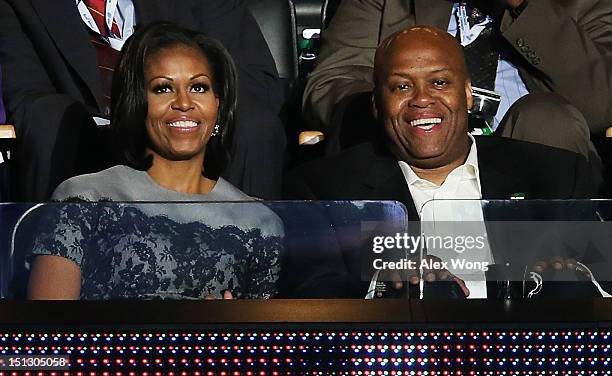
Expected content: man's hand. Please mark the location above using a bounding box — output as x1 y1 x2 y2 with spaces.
385 256 470 297
532 257 578 273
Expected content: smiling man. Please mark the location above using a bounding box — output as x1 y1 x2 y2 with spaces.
374 27 473 188
282 26 598 299
285 26 596 219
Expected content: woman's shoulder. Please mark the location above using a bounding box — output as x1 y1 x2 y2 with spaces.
51 165 144 201
212 179 284 237
211 178 255 201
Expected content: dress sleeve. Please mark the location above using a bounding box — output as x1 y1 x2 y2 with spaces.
29 203 99 268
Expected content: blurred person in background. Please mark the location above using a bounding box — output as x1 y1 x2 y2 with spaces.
304 0 611 176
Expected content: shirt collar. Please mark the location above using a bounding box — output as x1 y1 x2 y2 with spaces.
465 133 481 187
399 133 481 188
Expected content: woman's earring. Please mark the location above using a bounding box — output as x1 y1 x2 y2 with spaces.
211 123 220 137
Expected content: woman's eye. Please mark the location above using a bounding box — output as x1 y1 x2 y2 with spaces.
191 83 210 93
152 84 172 94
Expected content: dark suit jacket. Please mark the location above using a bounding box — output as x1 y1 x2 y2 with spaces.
303 0 612 134
281 136 596 297
0 0 284 200
285 136 594 218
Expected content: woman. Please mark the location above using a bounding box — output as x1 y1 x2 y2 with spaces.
27 22 282 300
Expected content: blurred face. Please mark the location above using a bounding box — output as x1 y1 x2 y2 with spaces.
375 29 473 169
144 45 219 162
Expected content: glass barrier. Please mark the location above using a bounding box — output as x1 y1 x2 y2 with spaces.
0 201 408 300
2 200 612 373
2 200 611 301
409 199 612 299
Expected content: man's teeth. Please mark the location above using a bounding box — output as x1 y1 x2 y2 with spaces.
168 121 198 128
410 118 442 128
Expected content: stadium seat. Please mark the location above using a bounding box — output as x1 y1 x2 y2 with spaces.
0 125 15 201
247 0 298 93
294 0 324 40
321 0 341 29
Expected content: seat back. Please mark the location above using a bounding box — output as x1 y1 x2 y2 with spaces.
247 0 298 83
0 125 15 201
321 0 341 29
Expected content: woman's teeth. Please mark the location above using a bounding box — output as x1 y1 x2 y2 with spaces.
168 121 198 128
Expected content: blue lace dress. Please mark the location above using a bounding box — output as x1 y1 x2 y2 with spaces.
30 166 282 299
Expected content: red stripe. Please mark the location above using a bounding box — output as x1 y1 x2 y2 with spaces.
84 0 121 38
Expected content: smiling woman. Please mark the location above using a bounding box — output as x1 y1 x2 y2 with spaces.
144 44 221 193
111 22 237 187
145 45 220 165
26 22 282 300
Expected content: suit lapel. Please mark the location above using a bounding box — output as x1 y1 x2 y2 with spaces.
363 147 420 221
31 0 103 109
414 0 454 30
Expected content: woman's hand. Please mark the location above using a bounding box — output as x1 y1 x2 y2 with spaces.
204 290 234 299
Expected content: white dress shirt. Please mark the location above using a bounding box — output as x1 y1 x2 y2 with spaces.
398 134 493 298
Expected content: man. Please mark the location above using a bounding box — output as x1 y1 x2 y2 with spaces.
0 0 285 200
303 0 612 164
284 26 596 298
290 26 594 216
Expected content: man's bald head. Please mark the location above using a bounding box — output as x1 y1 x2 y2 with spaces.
372 25 474 177
374 26 469 87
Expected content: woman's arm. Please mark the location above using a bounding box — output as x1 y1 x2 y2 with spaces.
28 255 81 300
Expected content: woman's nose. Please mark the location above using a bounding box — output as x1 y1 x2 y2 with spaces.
171 90 195 111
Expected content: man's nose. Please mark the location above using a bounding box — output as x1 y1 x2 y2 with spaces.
409 85 435 108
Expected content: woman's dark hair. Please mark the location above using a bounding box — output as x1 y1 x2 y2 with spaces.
111 21 237 179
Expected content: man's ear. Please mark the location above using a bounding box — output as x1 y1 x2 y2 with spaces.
465 80 473 111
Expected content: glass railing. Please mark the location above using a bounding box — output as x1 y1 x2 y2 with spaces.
2 200 611 300
411 199 612 299
0 201 408 299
